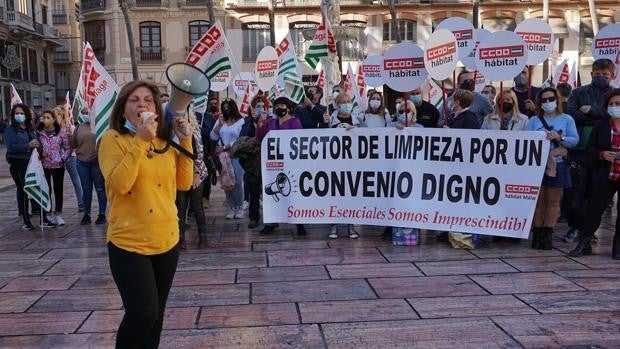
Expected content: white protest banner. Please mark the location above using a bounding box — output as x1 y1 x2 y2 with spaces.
362 55 384 87
254 46 279 92
461 29 491 71
592 23 620 61
612 50 620 88
473 70 488 92
261 128 549 238
424 29 459 81
185 21 235 92
10 83 23 108
436 17 475 60
382 43 427 92
515 18 555 66
233 72 256 98
475 31 528 82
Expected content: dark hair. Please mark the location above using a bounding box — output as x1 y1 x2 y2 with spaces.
453 89 474 108
457 69 474 84
535 87 563 115
556 83 573 98
109 81 166 138
221 98 241 122
208 96 219 104
307 85 323 99
604 88 620 108
160 93 170 98
10 103 33 129
483 85 496 95
37 110 61 135
592 59 615 73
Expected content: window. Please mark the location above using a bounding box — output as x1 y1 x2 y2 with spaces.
55 71 70 99
188 20 210 47
41 5 48 24
383 20 416 42
139 21 162 62
289 22 319 58
28 49 38 83
42 51 49 84
83 20 106 64
341 21 366 61
243 23 270 62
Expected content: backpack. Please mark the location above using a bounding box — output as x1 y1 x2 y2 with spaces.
218 151 236 191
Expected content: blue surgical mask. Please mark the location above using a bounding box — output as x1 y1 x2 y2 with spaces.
81 114 90 123
369 100 381 110
339 103 352 114
608 106 620 119
398 111 412 124
124 119 138 133
14 114 26 123
255 107 265 115
409 94 422 105
541 101 557 113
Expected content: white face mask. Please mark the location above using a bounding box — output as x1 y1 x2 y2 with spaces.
339 103 352 114
332 91 340 100
395 103 401 111
542 101 557 113
608 106 620 119
369 100 381 110
398 111 413 124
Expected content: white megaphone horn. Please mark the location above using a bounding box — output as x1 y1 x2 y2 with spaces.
165 63 211 135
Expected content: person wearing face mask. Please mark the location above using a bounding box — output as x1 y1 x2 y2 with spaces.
212 99 246 220
70 108 107 226
526 87 579 251
37 110 71 227
197 97 219 208
5 104 42 230
569 89 620 259
329 93 359 128
99 81 193 349
360 91 391 127
52 105 84 215
481 85 497 107
256 97 307 236
328 85 343 115
481 90 528 131
294 86 328 129
512 66 540 117
443 70 492 127
395 100 423 129
408 88 440 128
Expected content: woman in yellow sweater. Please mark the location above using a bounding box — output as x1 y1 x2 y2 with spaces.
98 81 193 348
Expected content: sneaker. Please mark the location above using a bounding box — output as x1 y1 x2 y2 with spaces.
348 225 359 239
80 215 91 225
40 220 57 229
54 215 65 226
22 222 34 231
248 220 259 229
225 210 235 220
234 208 244 219
78 204 84 213
562 228 579 243
243 201 250 210
328 225 338 239
95 214 106 225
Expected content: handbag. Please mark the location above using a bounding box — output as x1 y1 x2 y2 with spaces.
218 150 236 191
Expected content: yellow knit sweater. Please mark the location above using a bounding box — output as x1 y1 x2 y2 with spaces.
99 129 193 255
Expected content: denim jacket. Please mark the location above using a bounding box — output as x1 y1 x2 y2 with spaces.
4 126 38 162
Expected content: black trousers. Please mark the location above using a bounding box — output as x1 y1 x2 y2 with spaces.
176 180 207 236
44 167 65 213
9 158 43 223
580 179 620 240
108 242 179 349
561 150 589 229
247 180 261 222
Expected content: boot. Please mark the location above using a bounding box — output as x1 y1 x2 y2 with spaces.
531 227 542 250
612 234 620 260
197 228 207 248
382 226 392 240
542 227 553 250
180 231 187 250
568 236 592 257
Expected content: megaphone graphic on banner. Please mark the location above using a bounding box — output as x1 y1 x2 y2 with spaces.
165 63 210 135
264 172 291 202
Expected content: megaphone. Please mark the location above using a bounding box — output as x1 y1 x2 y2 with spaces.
264 172 291 202
165 63 210 134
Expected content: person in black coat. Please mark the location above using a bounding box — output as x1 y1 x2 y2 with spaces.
197 97 218 206
294 86 328 129
569 89 620 259
446 89 479 130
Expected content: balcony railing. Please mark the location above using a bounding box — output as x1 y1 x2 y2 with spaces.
81 0 106 13
0 6 5 22
6 10 34 31
138 47 164 64
52 9 67 24
129 0 169 8
53 51 70 62
178 0 209 7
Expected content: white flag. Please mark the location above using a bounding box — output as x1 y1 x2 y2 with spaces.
10 83 23 108
73 72 86 124
344 64 363 113
24 149 52 212
193 95 207 114
426 78 444 113
186 21 236 92
276 33 305 104
239 82 257 117
550 58 576 88
356 63 368 110
83 42 120 142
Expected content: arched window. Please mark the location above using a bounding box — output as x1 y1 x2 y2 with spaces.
189 20 210 47
383 20 416 43
139 21 162 63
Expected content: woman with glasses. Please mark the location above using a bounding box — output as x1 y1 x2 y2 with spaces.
526 87 579 250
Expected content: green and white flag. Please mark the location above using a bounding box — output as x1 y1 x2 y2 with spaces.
24 149 51 212
185 21 236 92
276 33 305 104
344 63 362 112
73 72 86 124
304 15 336 71
193 95 207 114
83 42 119 142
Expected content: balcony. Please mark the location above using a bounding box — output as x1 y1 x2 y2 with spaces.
52 10 67 24
0 6 5 22
6 10 34 32
178 0 209 7
53 50 70 63
129 0 169 8
81 0 106 14
137 47 164 64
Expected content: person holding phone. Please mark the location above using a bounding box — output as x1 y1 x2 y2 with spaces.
99 81 193 348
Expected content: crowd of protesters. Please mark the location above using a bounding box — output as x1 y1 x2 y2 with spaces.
4 58 619 260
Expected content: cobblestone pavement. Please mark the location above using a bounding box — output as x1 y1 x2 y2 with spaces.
0 144 619 348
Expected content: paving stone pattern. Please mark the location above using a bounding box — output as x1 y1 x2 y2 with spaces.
0 144 619 348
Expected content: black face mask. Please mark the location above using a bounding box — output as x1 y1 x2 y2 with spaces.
275 108 288 117
501 103 513 114
459 79 475 92
208 105 217 113
306 91 314 101
222 109 232 118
